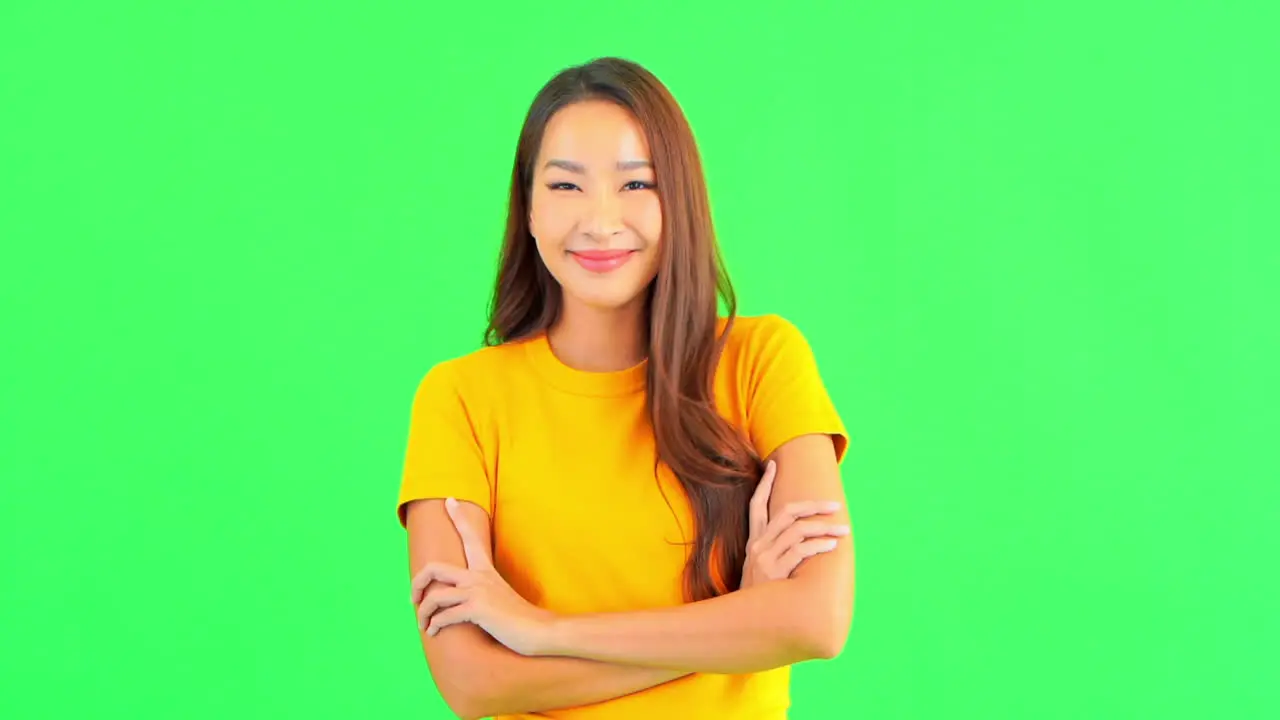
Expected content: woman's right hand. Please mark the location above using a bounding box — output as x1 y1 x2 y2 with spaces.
740 460 849 589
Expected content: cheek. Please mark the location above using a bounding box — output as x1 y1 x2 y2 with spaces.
631 194 663 248
529 192 574 247
529 199 568 282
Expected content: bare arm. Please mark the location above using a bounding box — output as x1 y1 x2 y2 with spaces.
405 499 687 720
541 434 855 674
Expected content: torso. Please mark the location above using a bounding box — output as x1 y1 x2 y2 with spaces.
403 314 830 719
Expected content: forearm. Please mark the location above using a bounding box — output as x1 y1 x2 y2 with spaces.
542 577 844 675
438 628 687 719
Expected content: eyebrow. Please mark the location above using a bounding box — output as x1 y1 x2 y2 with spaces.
543 159 653 173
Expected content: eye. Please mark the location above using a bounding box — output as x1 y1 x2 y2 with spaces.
547 182 580 191
623 180 655 191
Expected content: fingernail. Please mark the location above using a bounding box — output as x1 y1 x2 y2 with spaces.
822 539 839 550
833 525 851 535
824 502 842 511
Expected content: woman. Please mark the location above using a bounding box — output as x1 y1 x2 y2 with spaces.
398 57 854 720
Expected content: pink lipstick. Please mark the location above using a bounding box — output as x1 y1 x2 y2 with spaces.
570 249 636 273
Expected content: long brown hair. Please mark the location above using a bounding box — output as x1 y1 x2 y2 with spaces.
484 57 762 601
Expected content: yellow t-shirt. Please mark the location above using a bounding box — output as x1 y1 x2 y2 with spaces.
398 314 848 720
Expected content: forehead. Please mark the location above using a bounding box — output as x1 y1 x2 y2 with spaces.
538 100 651 163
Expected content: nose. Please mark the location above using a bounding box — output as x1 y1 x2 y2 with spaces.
582 189 625 240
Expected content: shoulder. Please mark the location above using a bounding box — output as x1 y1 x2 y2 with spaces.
412 340 531 406
714 313 821 393
718 313 813 366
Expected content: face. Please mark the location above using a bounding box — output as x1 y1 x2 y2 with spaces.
529 100 663 313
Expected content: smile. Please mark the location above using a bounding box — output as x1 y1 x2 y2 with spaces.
569 249 637 273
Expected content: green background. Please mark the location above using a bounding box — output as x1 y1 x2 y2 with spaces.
2 1 1277 718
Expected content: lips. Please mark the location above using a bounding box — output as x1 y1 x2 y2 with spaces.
569 249 637 273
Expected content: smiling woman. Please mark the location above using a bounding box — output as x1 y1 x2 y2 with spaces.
397 57 853 720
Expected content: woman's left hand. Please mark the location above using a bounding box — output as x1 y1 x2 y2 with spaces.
410 498 557 657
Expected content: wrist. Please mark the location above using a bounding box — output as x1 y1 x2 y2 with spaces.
536 611 577 657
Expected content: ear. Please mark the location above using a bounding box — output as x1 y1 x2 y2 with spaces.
528 209 544 246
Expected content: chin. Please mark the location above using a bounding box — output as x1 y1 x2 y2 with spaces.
565 285 651 313
578 294 643 312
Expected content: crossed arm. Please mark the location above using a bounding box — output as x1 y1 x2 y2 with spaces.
406 500 687 719
404 433 854 720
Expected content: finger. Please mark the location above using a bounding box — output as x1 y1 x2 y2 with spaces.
409 562 470 604
748 460 777 540
773 519 852 555
446 497 493 571
425 603 471 637
410 561 469 601
757 500 844 548
776 538 840 578
417 586 469 631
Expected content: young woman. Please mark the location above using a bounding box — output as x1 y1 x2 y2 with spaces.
397 57 854 720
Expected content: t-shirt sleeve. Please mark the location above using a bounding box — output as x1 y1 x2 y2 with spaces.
396 361 494 527
744 315 850 464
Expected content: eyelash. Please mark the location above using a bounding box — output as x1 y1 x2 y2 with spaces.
547 181 655 192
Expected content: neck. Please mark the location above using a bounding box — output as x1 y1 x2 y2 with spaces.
548 295 648 372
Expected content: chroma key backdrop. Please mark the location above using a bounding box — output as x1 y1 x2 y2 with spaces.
1 1 1276 719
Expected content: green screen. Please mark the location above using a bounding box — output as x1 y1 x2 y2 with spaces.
2 1 1276 718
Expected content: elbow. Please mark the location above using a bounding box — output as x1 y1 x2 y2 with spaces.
811 625 848 661
792 566 854 661
804 604 853 661
453 705 490 720
430 653 506 720
437 679 498 720
423 629 513 720
446 701 482 720
434 678 485 720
